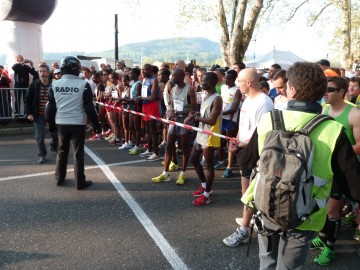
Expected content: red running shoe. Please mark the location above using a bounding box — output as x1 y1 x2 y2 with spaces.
192 194 211 206
89 134 103 141
105 129 112 136
192 186 213 197
193 186 205 196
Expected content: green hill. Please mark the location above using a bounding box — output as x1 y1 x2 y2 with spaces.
92 37 221 65
0 37 221 66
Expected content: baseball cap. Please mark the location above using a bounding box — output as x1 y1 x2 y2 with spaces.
317 59 330 67
54 69 61 74
323 68 339 78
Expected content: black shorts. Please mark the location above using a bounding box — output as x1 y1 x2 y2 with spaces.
330 177 342 200
236 148 252 179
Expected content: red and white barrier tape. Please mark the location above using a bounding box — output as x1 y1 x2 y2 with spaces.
96 101 239 143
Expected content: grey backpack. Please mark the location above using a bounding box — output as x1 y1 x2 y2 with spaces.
252 110 332 236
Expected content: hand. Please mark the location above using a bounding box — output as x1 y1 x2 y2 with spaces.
228 140 238 153
27 114 34 121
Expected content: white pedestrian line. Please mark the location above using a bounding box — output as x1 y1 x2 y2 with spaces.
84 146 189 270
0 159 146 182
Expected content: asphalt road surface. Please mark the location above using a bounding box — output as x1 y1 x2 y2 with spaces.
1 133 359 270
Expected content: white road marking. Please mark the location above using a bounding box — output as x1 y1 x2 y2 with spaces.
0 160 146 182
84 146 189 270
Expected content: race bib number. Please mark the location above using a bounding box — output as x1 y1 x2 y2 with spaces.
197 91 207 104
173 100 184 112
111 90 119 99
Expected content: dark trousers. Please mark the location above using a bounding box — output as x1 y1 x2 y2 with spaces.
34 115 58 157
14 88 27 115
55 124 86 185
0 89 11 117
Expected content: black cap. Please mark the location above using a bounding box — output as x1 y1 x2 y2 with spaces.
317 59 330 67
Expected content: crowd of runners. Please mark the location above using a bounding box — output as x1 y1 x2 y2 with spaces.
16 55 360 268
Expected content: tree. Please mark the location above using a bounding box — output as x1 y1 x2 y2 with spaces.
287 0 359 69
177 0 281 66
217 0 263 66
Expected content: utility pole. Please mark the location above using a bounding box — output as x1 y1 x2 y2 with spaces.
114 14 119 69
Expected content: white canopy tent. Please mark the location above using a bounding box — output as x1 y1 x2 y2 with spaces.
245 49 306 70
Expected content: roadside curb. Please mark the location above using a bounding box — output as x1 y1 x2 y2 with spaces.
0 127 35 136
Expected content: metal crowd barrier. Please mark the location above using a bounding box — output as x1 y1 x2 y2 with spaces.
0 88 28 120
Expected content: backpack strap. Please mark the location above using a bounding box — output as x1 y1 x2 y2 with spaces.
301 114 333 135
270 109 285 131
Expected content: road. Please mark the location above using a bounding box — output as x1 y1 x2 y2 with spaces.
0 133 359 270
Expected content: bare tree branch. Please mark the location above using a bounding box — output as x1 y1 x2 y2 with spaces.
217 0 230 63
287 0 311 21
241 0 264 56
230 0 248 45
310 3 332 26
230 0 239 34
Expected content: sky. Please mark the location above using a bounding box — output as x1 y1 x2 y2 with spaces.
1 0 336 63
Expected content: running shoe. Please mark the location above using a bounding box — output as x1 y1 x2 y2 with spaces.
146 153 160 161
86 126 94 134
235 217 242 226
222 168 233 178
37 157 46 164
314 246 335 266
119 142 131 150
310 236 326 250
105 134 115 141
192 194 211 206
169 162 179 172
176 148 183 156
108 137 120 145
152 174 171 183
139 149 153 158
223 227 250 247
342 211 356 227
192 186 213 197
158 141 166 149
129 146 141 155
176 174 185 185
353 228 360 241
89 134 103 141
105 129 112 136
214 160 226 170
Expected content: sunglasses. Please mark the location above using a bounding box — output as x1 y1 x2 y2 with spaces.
326 87 340 93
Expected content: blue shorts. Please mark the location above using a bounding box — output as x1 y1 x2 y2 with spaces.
221 119 237 132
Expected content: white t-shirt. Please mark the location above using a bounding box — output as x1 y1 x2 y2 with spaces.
221 84 240 122
238 92 274 143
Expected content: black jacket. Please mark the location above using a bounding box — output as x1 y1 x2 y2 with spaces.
24 79 50 119
12 63 38 88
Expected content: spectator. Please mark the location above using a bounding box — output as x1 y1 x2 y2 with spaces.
0 65 12 120
12 55 38 116
25 63 58 164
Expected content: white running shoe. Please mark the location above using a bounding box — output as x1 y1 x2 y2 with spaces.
139 149 152 158
223 228 250 247
146 153 160 161
119 142 131 150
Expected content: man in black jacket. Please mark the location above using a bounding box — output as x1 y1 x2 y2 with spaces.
12 55 38 116
46 56 100 190
25 63 58 164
